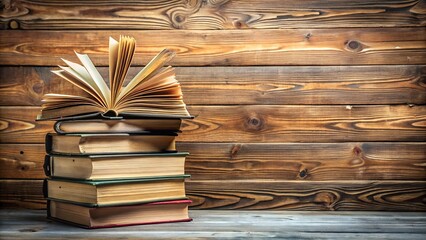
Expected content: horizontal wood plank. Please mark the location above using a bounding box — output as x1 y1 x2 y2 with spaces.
1 65 425 106
188 180 426 210
0 107 54 144
183 105 426 142
184 143 426 181
1 0 424 30
0 180 45 209
1 210 426 240
2 143 425 181
0 144 45 179
1 28 425 66
2 180 425 210
1 105 424 143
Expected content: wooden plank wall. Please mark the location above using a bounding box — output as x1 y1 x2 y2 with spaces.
1 0 425 210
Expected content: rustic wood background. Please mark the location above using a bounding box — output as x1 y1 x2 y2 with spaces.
1 0 425 211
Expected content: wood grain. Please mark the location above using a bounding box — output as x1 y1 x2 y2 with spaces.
187 180 426 210
0 180 45 209
0 66 83 106
2 143 425 181
2 180 425 210
182 143 426 181
1 0 425 30
0 107 54 144
0 144 45 179
183 105 426 142
1 0 426 214
1 210 426 240
1 28 425 66
1 105 425 143
1 65 425 106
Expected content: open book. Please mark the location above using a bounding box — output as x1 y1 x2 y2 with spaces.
37 36 190 120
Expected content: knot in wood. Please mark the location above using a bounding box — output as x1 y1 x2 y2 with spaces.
9 20 19 29
304 33 312 40
230 144 242 159
250 118 260 126
245 116 264 131
175 15 185 23
32 82 44 94
353 146 362 156
170 11 188 29
299 169 308 178
314 192 338 209
19 165 29 171
345 40 363 52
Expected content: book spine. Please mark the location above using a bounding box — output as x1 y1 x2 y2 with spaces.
43 155 52 176
43 179 48 198
45 133 53 154
53 121 64 134
46 200 51 218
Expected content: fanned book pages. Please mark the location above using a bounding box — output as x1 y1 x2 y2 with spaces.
37 36 191 120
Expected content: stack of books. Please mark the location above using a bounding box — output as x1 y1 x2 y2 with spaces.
37 36 193 228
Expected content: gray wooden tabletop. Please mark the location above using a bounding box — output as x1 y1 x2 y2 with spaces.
1 209 425 239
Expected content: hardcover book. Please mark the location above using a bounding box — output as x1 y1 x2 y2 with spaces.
54 118 182 134
45 132 177 155
48 199 192 229
44 152 188 180
37 36 191 120
44 175 190 207
38 35 193 228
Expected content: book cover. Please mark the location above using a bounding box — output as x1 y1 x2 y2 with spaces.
54 118 185 134
44 152 189 180
45 132 178 155
47 199 193 229
44 175 191 207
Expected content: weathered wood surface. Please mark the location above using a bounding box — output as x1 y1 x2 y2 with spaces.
2 143 425 181
0 107 54 144
1 28 425 66
1 65 425 106
0 144 44 179
1 105 425 143
1 180 425 211
1 0 425 30
0 180 45 209
188 180 426 211
1 1 425 214
183 104 426 142
184 143 426 180
1 210 426 240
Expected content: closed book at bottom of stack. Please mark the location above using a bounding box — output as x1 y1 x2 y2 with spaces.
48 199 192 229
